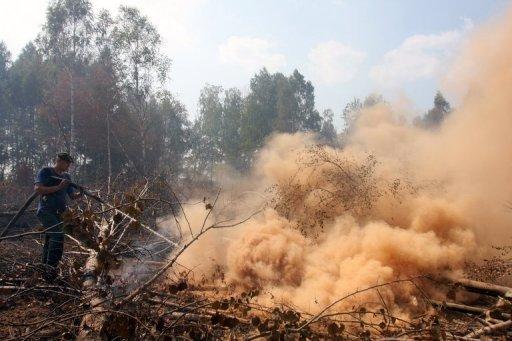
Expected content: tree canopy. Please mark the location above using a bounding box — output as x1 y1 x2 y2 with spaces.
0 2 340 187
414 91 452 129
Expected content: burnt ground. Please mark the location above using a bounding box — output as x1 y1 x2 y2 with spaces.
1 226 512 340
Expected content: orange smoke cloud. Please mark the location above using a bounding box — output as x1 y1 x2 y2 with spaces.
162 6 512 315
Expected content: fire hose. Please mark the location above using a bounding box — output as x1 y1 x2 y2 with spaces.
0 177 104 241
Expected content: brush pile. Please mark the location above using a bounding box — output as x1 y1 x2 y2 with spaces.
0 178 511 340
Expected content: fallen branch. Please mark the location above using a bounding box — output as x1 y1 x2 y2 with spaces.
447 277 512 297
0 285 81 295
465 319 512 338
296 276 423 331
0 222 63 241
145 297 250 324
119 193 260 306
430 299 489 316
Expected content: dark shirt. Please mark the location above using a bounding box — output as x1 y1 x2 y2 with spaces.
35 167 75 215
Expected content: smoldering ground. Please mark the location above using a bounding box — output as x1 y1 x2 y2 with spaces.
158 6 512 317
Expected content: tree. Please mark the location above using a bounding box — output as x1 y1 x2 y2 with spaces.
1 3 192 186
342 97 362 135
37 0 94 157
77 60 124 183
190 85 246 176
112 6 170 175
83 12 120 187
240 68 277 154
274 72 297 133
261 69 321 134
319 109 338 146
1 0 339 186
221 88 244 170
342 94 383 135
415 91 451 129
191 85 224 178
7 43 48 180
362 93 383 108
156 92 190 178
94 9 115 62
0 42 11 179
0 42 10 92
240 68 322 160
289 69 321 132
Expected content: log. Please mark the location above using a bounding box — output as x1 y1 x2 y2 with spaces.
430 300 511 320
447 277 512 298
0 277 30 283
0 285 81 295
168 311 207 322
145 297 250 324
465 319 512 338
430 300 488 315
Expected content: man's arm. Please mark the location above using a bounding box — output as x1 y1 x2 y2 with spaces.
34 168 70 195
34 179 69 195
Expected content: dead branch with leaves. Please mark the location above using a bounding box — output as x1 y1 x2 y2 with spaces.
1 173 512 339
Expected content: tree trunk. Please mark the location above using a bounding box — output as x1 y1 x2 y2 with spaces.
106 110 112 194
70 70 76 157
141 126 146 175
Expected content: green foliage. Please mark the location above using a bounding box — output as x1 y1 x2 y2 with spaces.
342 94 383 136
0 41 10 81
189 85 247 177
241 68 277 152
1 2 337 186
0 3 188 184
415 91 451 129
342 97 362 134
319 109 338 146
240 68 322 154
111 6 171 174
157 91 191 177
289 69 322 132
190 85 224 178
37 0 94 66
222 88 244 169
190 69 326 176
112 6 170 96
6 44 48 175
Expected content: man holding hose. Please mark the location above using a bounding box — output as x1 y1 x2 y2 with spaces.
34 153 81 277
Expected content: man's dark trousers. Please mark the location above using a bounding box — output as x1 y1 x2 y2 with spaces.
38 211 64 267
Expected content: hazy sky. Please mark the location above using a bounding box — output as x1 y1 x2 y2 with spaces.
1 0 510 127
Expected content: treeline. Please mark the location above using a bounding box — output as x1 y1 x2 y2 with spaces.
190 70 338 175
0 0 338 186
0 0 450 187
0 1 186 185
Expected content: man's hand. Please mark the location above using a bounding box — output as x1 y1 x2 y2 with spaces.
58 179 70 189
70 190 83 200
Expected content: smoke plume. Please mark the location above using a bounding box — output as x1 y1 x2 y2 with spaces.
160 7 512 315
